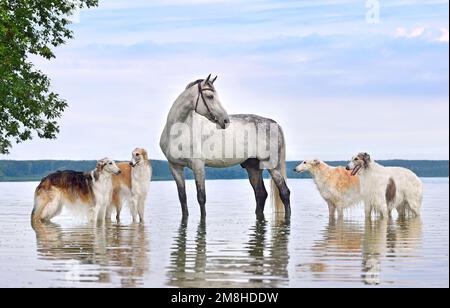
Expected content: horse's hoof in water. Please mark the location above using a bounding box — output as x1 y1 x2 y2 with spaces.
285 213 291 221
255 210 265 221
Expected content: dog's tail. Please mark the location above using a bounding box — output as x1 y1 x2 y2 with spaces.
31 189 44 229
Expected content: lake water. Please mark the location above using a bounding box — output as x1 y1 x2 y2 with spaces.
0 179 448 288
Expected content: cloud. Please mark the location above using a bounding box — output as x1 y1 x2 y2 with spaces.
395 26 450 43
396 27 427 38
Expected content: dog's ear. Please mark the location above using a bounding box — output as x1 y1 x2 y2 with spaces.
313 159 321 166
141 149 149 162
362 153 371 167
97 159 107 171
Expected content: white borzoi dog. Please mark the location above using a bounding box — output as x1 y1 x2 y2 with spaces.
31 158 121 226
295 160 362 217
109 148 152 223
347 153 423 219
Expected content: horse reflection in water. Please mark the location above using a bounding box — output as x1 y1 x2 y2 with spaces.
167 216 291 288
33 223 149 287
309 217 422 286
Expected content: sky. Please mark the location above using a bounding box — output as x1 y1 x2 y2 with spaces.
2 0 449 161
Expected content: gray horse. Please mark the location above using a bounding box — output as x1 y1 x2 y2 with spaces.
160 75 290 219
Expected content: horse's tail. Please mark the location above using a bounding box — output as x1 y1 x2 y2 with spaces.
271 129 287 213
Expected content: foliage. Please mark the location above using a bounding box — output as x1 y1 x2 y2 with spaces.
0 0 98 154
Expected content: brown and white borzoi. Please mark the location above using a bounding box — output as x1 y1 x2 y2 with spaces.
31 158 121 226
295 160 362 217
109 148 152 223
347 153 423 219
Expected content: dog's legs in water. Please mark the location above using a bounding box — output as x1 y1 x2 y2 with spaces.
138 196 146 223
242 159 268 219
397 203 407 219
89 206 99 226
379 203 389 219
407 200 421 218
327 201 336 219
130 198 138 223
115 202 122 222
337 207 344 219
98 204 109 226
112 191 123 222
365 203 373 220
169 163 188 217
105 205 113 222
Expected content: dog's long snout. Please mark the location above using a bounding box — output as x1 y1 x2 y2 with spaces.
346 166 351 171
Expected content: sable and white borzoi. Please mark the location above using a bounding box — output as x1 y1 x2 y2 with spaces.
31 158 121 226
108 148 152 223
347 153 423 219
295 160 362 217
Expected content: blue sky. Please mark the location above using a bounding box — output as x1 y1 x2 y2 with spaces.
3 0 449 160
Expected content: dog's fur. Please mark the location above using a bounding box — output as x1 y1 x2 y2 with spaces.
31 158 121 227
295 160 362 217
347 153 423 219
109 148 152 223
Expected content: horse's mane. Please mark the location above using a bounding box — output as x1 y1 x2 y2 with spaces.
186 79 215 90
186 79 204 90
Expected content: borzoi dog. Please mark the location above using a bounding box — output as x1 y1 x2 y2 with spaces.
31 158 121 226
347 153 423 219
109 148 152 223
295 160 362 217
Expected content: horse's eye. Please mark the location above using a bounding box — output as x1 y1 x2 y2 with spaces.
207 95 214 100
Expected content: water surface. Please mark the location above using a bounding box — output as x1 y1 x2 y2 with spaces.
0 179 448 288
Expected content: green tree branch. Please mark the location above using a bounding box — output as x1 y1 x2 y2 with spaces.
0 0 98 154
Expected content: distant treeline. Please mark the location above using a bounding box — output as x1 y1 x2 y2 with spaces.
0 160 448 182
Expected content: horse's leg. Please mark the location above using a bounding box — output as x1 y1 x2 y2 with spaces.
268 169 291 218
242 159 268 219
191 160 207 217
169 163 189 217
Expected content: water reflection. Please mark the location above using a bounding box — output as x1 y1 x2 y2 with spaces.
167 216 291 288
33 223 149 287
311 217 423 286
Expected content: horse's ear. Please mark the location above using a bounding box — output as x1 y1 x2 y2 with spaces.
205 74 211 84
211 76 218 84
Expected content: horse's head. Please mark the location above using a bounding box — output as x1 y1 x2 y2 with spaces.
187 74 230 129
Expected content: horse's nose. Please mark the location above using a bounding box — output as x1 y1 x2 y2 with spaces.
220 117 230 129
